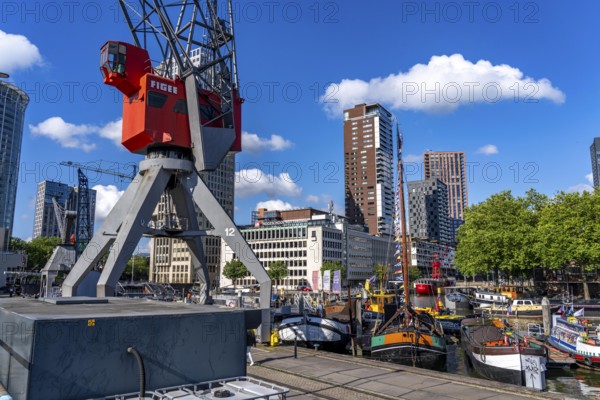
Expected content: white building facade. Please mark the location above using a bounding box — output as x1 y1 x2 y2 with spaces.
220 213 393 289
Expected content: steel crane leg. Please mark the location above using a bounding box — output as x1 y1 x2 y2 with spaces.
95 165 172 297
62 172 144 297
170 175 210 303
190 173 272 340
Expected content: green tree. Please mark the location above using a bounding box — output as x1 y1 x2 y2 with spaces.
538 189 600 299
120 255 150 282
372 263 388 283
222 258 248 287
9 237 28 253
268 260 288 288
26 236 62 270
455 190 545 282
408 266 421 281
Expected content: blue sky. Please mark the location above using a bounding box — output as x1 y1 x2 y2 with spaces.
1 0 599 243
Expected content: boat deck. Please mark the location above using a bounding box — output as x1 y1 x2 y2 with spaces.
528 338 576 368
248 344 564 399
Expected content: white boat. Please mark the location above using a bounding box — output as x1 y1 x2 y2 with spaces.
278 314 350 350
444 286 474 312
471 285 525 308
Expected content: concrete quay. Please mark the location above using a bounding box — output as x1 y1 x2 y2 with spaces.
247 345 568 400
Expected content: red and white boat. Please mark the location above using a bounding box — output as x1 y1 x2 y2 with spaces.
413 256 454 296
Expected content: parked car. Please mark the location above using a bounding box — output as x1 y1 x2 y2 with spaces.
297 285 312 292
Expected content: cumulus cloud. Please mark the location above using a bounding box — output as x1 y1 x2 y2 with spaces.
92 185 124 221
30 117 97 152
322 53 565 116
0 30 43 73
256 199 296 211
568 173 596 194
568 184 593 194
236 169 302 198
476 144 499 155
242 131 293 155
586 173 594 185
306 195 320 204
98 119 123 147
30 117 122 151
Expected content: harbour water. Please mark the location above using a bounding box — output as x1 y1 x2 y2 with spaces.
410 295 600 399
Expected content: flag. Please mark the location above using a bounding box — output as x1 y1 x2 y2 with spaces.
573 308 585 317
506 303 512 316
368 275 377 283
567 306 574 317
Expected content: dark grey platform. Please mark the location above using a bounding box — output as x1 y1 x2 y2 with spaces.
0 297 258 400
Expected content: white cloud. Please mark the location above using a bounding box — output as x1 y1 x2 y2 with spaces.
306 195 320 204
322 53 565 116
30 117 97 152
586 173 594 185
0 30 43 73
98 119 123 147
242 131 293 155
476 144 499 155
568 184 593 194
256 199 296 211
403 154 423 163
235 169 302 198
30 117 123 151
92 185 124 221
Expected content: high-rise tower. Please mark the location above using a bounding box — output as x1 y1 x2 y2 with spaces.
423 151 467 239
343 103 394 236
591 138 600 188
407 178 452 243
0 82 29 250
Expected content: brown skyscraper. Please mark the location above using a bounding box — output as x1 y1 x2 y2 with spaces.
423 151 468 239
344 104 394 236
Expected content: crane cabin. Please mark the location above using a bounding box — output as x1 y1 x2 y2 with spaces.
100 41 242 155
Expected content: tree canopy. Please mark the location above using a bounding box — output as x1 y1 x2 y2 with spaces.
454 190 548 280
222 259 248 286
268 260 288 285
537 190 600 272
10 236 62 270
120 254 150 282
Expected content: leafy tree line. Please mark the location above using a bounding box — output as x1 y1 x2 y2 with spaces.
222 258 289 287
10 236 149 280
11 236 62 270
455 189 600 293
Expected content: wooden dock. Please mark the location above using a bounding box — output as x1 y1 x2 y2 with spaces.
248 344 566 399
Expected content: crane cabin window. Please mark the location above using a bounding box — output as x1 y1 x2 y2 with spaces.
148 91 168 108
104 42 127 75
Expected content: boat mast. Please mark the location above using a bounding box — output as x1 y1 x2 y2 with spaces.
396 124 411 307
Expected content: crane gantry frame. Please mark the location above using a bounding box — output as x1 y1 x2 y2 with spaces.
60 0 271 338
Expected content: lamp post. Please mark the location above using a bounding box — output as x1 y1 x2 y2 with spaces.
131 254 135 283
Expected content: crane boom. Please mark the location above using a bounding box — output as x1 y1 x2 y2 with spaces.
60 161 137 181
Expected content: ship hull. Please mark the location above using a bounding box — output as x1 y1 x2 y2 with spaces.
278 315 350 351
461 318 547 386
370 329 447 371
